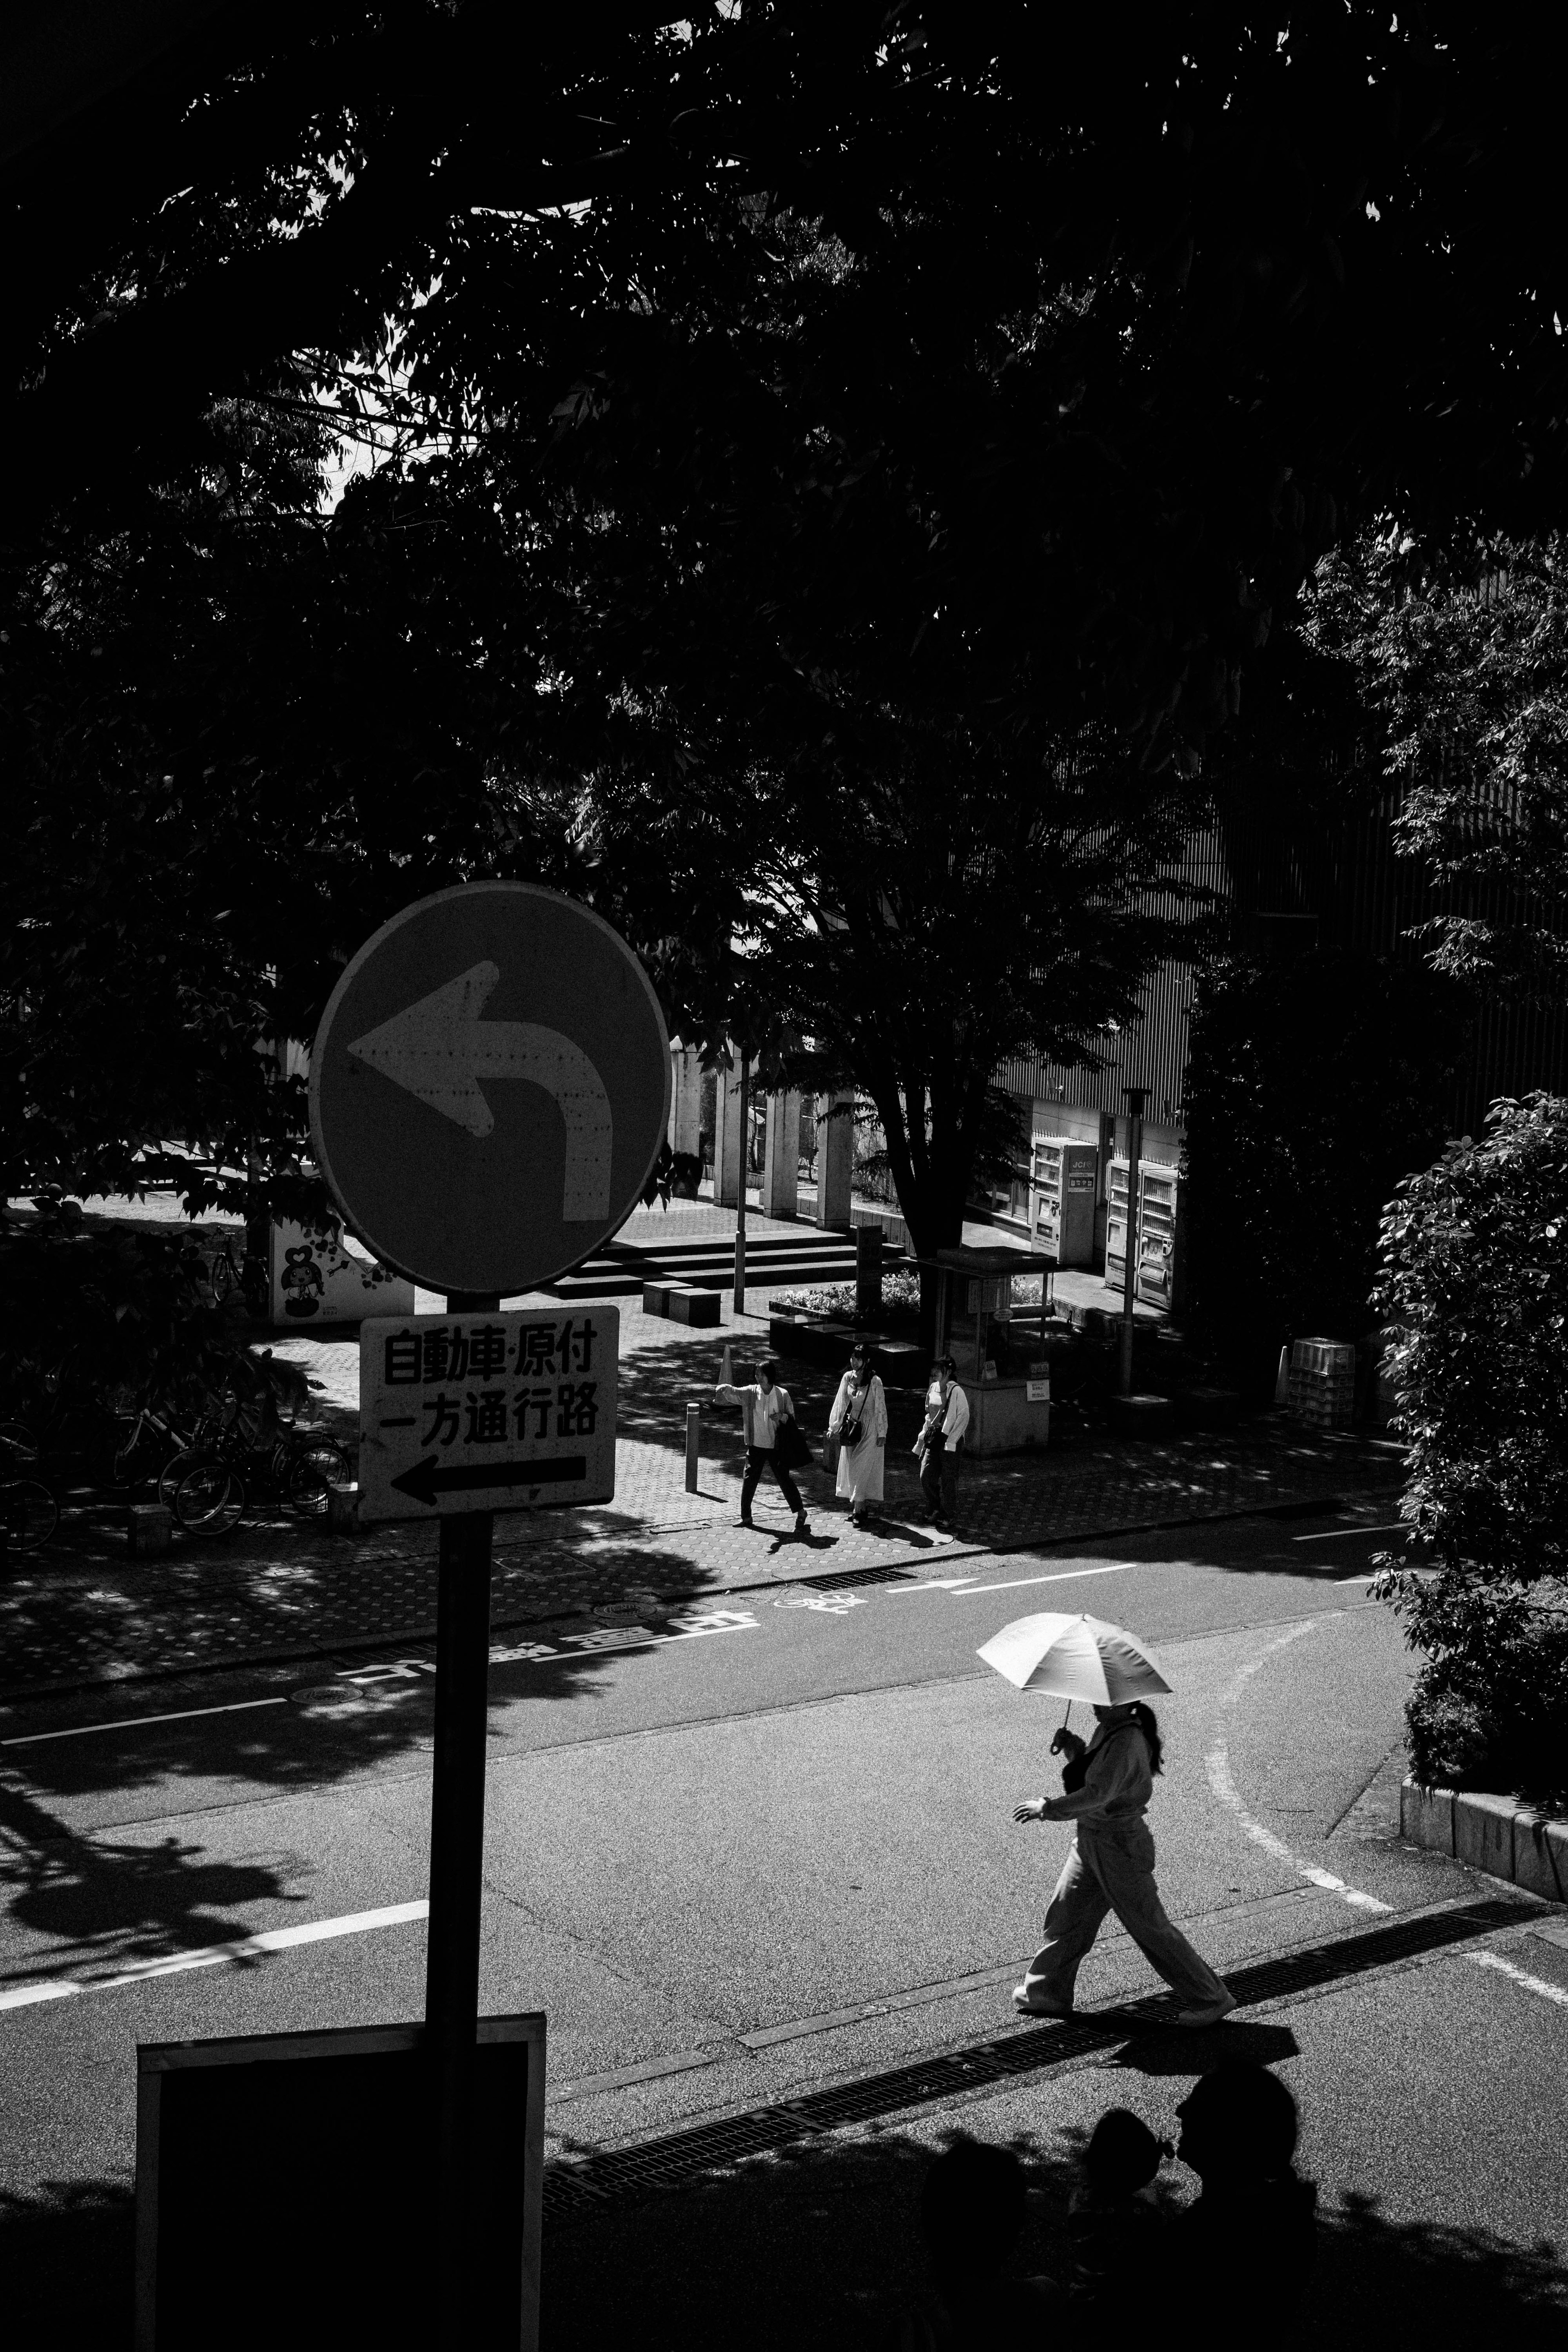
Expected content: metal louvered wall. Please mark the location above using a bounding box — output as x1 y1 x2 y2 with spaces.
995 797 1568 1142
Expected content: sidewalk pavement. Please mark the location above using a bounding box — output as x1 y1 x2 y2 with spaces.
0 1294 1406 1702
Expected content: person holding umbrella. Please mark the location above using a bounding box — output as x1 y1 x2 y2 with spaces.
979 1610 1236 2029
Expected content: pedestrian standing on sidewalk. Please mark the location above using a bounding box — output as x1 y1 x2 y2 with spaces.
915 1356 968 1530
1011 1700 1236 2027
713 1359 811 1537
828 1342 888 1528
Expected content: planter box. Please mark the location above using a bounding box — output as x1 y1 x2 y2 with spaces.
1402 1778 1567 1898
766 1314 926 1387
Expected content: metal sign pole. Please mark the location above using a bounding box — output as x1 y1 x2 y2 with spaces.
427 1287 500 2347
733 1048 748 1313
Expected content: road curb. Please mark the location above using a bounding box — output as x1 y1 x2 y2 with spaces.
1401 1777 1568 1902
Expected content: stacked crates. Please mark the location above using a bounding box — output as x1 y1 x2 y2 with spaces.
1287 1337 1356 1428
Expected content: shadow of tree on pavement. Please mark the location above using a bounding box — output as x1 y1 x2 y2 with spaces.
4 2113 1564 2350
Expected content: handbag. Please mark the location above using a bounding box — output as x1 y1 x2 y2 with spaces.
773 1414 811 1472
839 1410 864 1454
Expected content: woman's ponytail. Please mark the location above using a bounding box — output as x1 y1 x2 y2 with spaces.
1127 1701 1164 1776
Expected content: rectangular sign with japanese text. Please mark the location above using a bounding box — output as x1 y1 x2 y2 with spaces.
358 1306 618 1523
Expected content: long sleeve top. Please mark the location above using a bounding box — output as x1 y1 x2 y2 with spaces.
829 1372 887 1443
1038 1723 1154 1829
938 1382 970 1444
714 1381 793 1451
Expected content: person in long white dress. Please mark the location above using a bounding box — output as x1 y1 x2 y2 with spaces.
828 1342 888 1528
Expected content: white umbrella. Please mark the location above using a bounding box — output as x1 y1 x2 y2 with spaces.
977 1610 1172 1704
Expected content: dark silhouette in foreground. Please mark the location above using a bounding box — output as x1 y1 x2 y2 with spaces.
1066 2106 1171 2307
883 2139 1061 2350
1172 2062 1318 2346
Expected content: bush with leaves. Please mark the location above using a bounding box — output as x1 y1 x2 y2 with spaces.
1374 1094 1568 1806
0 1199 305 1450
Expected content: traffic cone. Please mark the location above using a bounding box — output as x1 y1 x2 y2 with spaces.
720 1342 734 1388
1274 1345 1290 1407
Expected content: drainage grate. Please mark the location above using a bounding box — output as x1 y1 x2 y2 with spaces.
797 1564 918 1592
541 1898 1523 2219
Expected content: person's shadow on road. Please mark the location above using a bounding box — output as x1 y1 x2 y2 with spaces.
767 1528 840 1557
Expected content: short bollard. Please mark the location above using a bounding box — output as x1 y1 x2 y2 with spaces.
127 1503 173 1558
685 1404 701 1493
326 1482 361 1537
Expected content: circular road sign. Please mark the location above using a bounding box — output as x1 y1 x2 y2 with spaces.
310 882 671 1296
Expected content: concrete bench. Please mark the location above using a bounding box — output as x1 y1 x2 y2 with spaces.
644 1281 721 1327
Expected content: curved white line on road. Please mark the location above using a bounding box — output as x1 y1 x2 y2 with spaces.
1206 1618 1393 1915
0 1899 428 2014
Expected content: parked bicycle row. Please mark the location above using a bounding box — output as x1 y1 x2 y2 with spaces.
0 1379 349 1552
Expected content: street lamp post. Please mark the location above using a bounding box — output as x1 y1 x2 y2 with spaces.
1118 1086 1147 1397
733 1047 748 1314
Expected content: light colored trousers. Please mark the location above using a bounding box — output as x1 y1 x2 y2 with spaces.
1023 1820 1230 2009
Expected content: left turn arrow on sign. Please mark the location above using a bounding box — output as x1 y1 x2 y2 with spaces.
346 960 614 1219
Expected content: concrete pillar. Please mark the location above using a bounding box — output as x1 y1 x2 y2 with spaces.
855 1223 882 1316
815 1091 854 1229
668 1045 704 1155
712 1054 744 1207
761 1090 802 1219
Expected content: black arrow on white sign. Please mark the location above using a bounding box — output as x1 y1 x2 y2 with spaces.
390 1454 590 1508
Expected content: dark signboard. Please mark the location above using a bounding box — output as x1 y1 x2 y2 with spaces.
135 2014 544 2351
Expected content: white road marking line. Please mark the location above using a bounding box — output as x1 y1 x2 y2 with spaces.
0 1697 289 1749
1292 1524 1405 1543
0 1900 429 2014
946 1563 1134 1598
1334 1573 1377 1585
1206 1620 1394 1916
888 1576 989 1594
1469 1949 1568 2009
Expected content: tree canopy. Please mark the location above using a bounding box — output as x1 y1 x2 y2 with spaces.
7 5 1568 1232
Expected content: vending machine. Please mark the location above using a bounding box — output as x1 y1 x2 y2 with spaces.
1029 1134 1099 1267
1104 1158 1184 1310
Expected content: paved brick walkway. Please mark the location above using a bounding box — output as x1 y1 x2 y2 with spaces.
0 1295 1405 1700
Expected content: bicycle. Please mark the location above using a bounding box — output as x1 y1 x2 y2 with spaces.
205 1233 268 1316
0 1428 60 1555
111 1402 198 1493
165 1392 349 1535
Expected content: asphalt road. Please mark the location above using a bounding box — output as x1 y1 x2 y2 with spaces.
2 1499 1564 2344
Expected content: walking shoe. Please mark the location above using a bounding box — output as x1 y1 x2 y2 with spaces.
738 1514 755 1529
794 1512 811 1537
1171 1993 1238 2028
1013 1984 1072 2017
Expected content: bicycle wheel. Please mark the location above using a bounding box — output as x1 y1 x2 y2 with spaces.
288 1437 351 1517
172 1460 247 1537
209 1249 236 1304
0 1422 41 1469
2 1478 60 1553
157 1446 209 1507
